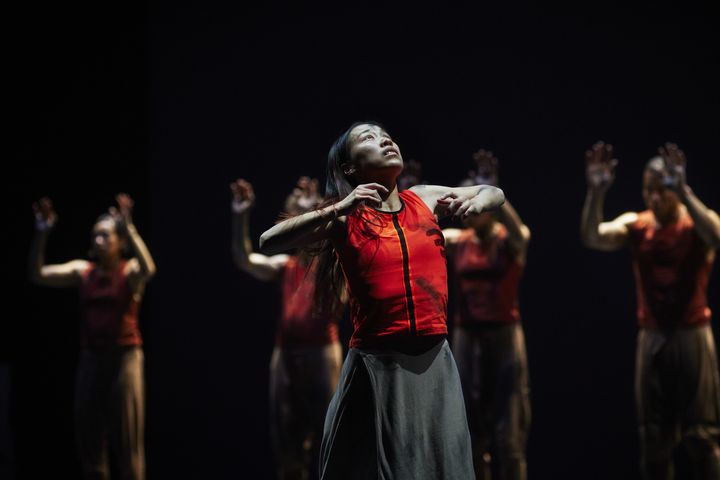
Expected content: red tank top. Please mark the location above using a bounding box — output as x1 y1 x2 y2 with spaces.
452 225 523 326
334 190 448 348
278 256 340 348
627 210 713 328
79 260 142 348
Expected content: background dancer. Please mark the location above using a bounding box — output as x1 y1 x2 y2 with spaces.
444 149 531 480
231 177 344 480
397 158 423 191
28 194 156 480
260 121 505 479
581 141 720 479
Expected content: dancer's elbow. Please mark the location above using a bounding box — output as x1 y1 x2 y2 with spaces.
484 185 505 209
259 230 280 255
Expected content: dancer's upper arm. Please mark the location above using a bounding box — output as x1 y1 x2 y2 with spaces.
589 212 637 251
34 260 89 288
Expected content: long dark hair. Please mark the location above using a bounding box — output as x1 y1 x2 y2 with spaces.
325 120 385 198
311 121 388 311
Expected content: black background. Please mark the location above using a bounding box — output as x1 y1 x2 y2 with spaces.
5 2 720 479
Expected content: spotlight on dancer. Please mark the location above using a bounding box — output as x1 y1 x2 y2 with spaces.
28 194 155 480
230 177 344 480
443 148 531 480
260 122 505 479
580 141 720 479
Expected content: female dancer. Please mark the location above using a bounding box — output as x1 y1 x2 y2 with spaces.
260 122 505 479
28 194 156 480
231 177 344 480
443 149 531 480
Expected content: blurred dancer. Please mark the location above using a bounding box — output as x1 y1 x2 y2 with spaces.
443 149 531 480
260 121 505 479
581 142 720 479
28 194 155 480
397 158 423 191
231 177 343 480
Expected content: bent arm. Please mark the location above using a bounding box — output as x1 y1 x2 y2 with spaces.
581 187 634 251
410 184 505 218
496 200 531 260
260 182 390 254
126 223 157 281
441 227 463 257
259 204 339 255
232 208 288 281
680 187 720 249
28 231 87 287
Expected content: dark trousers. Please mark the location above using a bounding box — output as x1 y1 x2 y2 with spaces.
270 342 343 480
636 325 720 480
75 346 145 480
453 323 530 480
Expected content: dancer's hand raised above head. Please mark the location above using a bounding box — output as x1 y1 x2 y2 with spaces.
295 176 319 197
112 193 135 225
230 178 256 215
289 176 322 212
658 142 687 193
32 197 57 232
585 141 618 191
471 149 499 186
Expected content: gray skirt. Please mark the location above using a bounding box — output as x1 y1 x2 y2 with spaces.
319 339 474 480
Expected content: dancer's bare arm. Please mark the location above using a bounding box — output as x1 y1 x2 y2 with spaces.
497 201 531 262
659 143 720 249
28 197 88 287
580 142 636 251
441 228 463 257
472 149 531 260
409 184 505 220
112 194 157 292
230 179 289 281
260 183 389 255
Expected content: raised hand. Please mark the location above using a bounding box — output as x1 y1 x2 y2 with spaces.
111 193 135 225
335 183 388 215
471 149 499 186
230 179 256 214
585 141 618 191
108 193 134 226
32 197 57 232
658 142 687 192
294 176 322 211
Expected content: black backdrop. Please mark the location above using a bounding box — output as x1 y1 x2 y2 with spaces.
5 3 720 479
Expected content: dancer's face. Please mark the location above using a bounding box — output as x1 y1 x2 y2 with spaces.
91 219 124 260
643 170 680 222
345 124 403 183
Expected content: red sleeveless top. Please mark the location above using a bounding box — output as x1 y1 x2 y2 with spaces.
451 225 523 326
627 210 713 328
334 190 448 348
79 260 142 348
278 256 340 348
